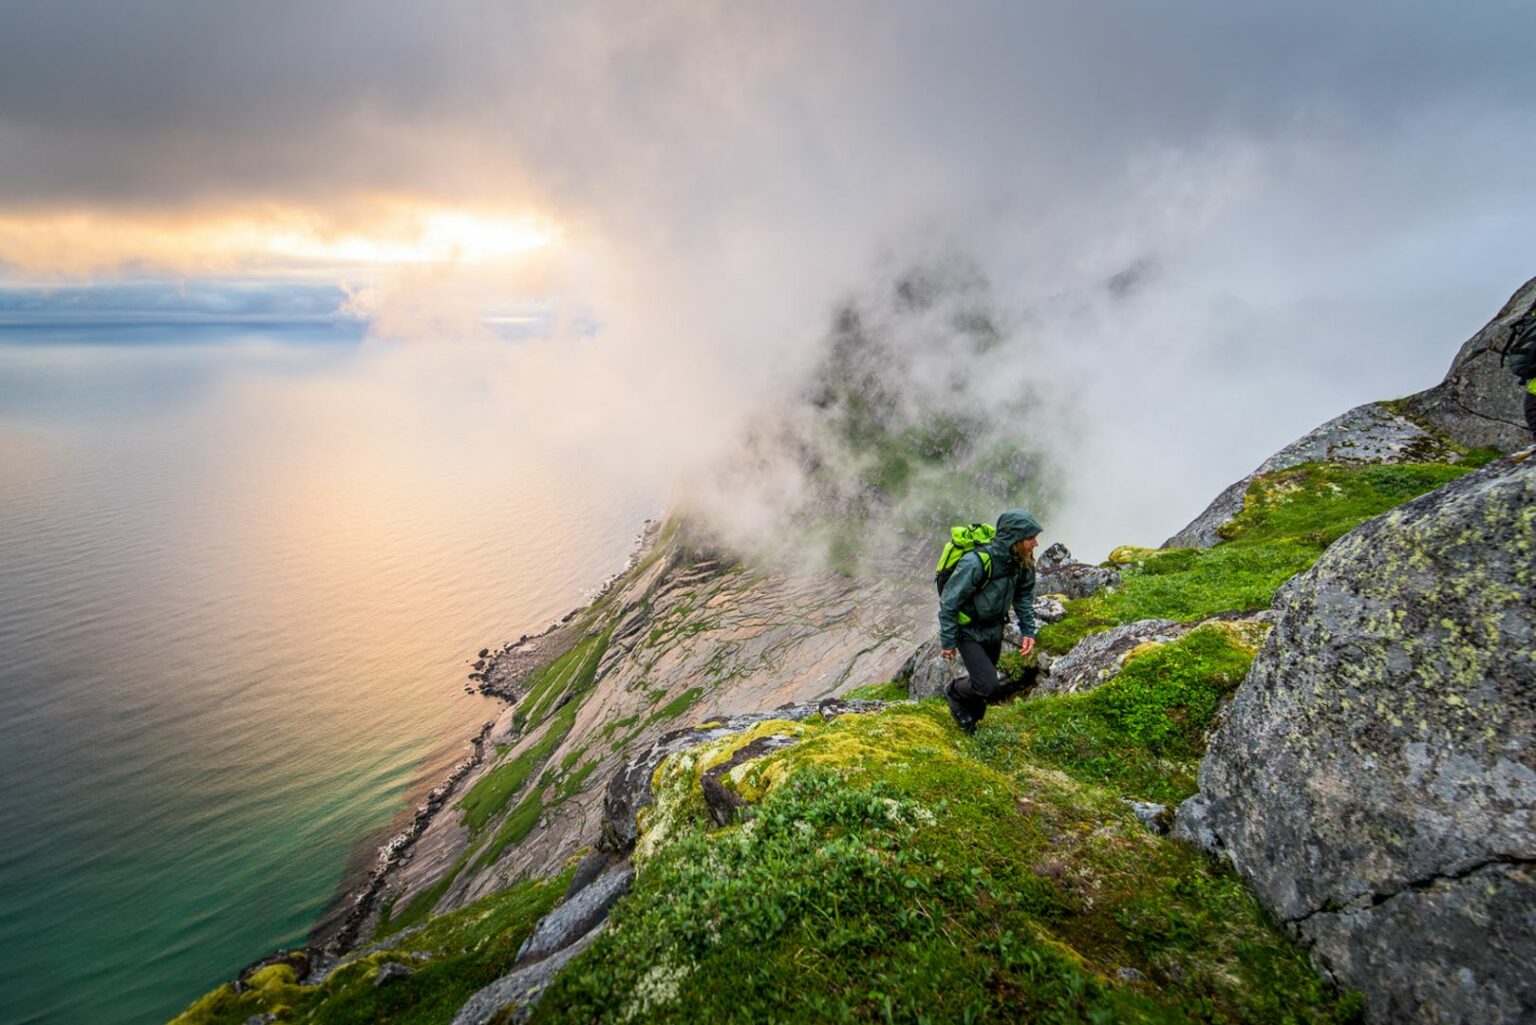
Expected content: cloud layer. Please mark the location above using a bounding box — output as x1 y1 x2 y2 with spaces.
4 1 1534 555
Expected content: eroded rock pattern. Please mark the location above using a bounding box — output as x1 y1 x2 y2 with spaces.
1175 456 1536 1024
361 526 926 939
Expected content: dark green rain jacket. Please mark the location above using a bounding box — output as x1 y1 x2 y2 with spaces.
938 509 1042 649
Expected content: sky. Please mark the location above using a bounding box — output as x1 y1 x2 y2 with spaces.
2 0 1534 556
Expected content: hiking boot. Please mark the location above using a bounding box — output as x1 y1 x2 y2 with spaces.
944 682 977 735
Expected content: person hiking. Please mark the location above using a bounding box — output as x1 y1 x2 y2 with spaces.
938 508 1042 734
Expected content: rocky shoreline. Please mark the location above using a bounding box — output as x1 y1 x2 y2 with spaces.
279 518 664 983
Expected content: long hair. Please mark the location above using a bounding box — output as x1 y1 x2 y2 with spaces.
1015 539 1036 570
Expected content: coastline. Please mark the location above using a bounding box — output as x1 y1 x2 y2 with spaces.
297 518 664 971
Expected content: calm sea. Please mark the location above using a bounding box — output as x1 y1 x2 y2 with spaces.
0 324 658 1025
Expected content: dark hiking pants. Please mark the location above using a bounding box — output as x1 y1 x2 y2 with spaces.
953 637 1002 723
1526 384 1536 444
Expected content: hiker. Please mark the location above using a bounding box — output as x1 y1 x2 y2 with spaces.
938 508 1042 733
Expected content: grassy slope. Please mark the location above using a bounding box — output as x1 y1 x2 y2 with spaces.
168 455 1483 1023
1038 461 1477 653
170 871 573 1025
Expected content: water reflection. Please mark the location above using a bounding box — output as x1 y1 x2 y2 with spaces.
0 325 658 1025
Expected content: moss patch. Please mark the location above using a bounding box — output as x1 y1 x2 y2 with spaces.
840 679 910 701
1039 461 1472 653
170 871 572 1025
533 699 1359 1024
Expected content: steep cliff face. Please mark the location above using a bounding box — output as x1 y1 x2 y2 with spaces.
352 520 928 946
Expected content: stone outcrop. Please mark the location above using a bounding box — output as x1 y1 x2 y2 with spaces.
1165 277 1536 549
1162 402 1455 549
601 698 889 852
1174 455 1536 1024
1398 275 1536 452
1033 612 1272 698
1036 619 1190 696
1037 541 1121 599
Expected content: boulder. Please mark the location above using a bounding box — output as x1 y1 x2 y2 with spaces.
1038 542 1074 573
1398 275 1536 452
1034 619 1189 697
1033 596 1067 625
1162 402 1455 549
1174 456 1536 1024
1036 562 1120 600
1035 542 1121 599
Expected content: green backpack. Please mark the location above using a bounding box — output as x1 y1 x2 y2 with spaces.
935 523 995 624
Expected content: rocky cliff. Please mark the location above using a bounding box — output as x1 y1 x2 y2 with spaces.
171 276 1534 1025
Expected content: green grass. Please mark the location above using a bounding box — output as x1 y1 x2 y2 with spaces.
841 679 910 701
532 697 1360 1024
458 700 579 834
1004 627 1254 805
478 788 548 867
1039 461 1472 653
648 686 705 726
170 871 573 1025
517 630 613 732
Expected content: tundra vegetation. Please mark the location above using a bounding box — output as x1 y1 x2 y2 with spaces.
172 448 1486 1023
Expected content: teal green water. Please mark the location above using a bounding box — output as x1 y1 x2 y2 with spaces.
0 327 658 1025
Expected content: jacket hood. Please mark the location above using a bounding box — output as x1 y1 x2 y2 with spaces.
994 509 1043 548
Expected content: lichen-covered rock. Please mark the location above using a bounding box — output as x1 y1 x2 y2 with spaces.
1033 596 1067 624
1174 456 1536 1024
600 700 888 853
1163 402 1456 549
1034 619 1190 696
1399 275 1536 452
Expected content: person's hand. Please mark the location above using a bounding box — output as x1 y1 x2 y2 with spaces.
1019 637 1036 657
941 648 957 661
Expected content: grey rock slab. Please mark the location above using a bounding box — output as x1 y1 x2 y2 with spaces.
1399 275 1536 452
1175 455 1536 1024
1035 619 1189 697
1036 562 1120 600
517 863 634 963
372 961 414 988
1163 401 1454 549
452 923 605 1025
